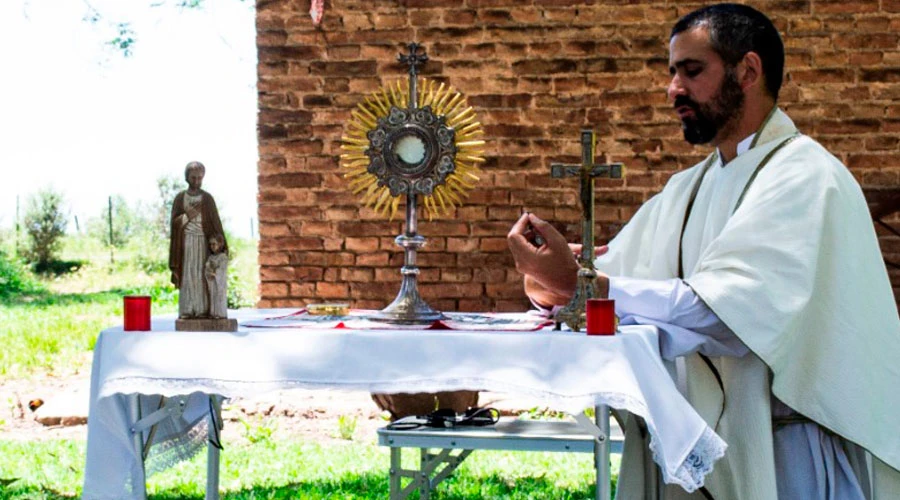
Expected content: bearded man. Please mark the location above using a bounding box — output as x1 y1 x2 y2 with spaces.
507 4 900 499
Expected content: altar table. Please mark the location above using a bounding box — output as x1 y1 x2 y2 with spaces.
82 310 725 499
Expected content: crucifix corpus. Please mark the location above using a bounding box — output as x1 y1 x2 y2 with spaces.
551 130 624 332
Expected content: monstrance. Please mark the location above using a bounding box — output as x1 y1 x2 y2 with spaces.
340 43 485 324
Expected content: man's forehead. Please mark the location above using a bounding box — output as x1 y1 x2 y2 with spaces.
668 26 717 67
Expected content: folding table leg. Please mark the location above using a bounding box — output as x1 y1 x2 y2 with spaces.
594 404 611 500
206 395 222 500
419 448 431 500
130 395 147 499
389 447 401 499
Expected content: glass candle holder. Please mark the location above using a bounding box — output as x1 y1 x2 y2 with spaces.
124 296 151 331
586 298 616 335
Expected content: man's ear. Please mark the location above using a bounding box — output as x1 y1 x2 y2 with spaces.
739 51 764 92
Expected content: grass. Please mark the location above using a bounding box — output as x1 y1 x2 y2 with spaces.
0 439 615 499
0 234 257 380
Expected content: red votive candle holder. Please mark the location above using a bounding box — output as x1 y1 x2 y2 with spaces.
586 298 616 335
124 296 151 331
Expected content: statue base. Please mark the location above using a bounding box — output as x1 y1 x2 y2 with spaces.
176 318 238 332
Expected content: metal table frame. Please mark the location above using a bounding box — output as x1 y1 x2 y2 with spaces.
377 405 623 500
129 395 224 500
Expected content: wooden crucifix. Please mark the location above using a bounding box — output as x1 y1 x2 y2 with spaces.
551 129 624 332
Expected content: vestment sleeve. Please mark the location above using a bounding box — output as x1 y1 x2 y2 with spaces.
609 276 750 360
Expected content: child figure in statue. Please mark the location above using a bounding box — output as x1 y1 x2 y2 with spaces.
205 234 229 319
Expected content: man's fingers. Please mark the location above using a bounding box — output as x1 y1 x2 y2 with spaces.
507 234 535 262
568 243 610 258
528 214 567 247
508 212 532 237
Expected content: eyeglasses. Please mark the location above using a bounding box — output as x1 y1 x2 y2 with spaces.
386 407 500 431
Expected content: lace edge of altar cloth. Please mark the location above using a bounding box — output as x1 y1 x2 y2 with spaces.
241 309 555 332
113 379 723 493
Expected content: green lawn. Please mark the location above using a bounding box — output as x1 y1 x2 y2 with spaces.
0 439 613 499
0 235 255 380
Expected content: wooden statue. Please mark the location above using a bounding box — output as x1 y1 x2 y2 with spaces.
169 161 237 332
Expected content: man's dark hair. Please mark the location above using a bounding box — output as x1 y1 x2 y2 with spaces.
671 3 784 100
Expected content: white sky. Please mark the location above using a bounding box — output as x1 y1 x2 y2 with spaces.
0 1 259 237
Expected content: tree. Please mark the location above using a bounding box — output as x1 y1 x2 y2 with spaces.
79 0 250 57
22 188 68 267
88 195 142 249
154 174 183 239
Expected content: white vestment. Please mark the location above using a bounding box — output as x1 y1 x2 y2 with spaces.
595 108 900 499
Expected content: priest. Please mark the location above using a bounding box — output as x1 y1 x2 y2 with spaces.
507 4 900 499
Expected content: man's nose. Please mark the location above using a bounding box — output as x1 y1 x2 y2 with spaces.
667 75 686 103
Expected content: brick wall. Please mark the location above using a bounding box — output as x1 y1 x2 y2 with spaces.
256 0 900 311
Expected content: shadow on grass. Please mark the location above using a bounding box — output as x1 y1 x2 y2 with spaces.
0 473 606 500
0 484 75 500
153 473 598 500
0 286 176 308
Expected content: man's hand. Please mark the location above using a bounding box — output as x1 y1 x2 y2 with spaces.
507 213 580 306
569 243 609 261
523 275 576 307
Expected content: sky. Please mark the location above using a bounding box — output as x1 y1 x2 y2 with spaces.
0 1 259 237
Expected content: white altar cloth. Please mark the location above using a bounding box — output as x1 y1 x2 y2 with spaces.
83 310 726 499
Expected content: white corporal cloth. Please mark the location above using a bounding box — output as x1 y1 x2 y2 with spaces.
82 310 726 499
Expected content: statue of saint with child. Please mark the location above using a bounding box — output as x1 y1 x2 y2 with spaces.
169 161 237 331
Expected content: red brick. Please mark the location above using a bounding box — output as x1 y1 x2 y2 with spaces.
486 282 529 299
345 237 380 252
849 154 900 169
866 136 900 151
356 253 390 266
340 268 375 282
816 119 882 135
494 299 530 312
479 237 509 252
441 268 474 282
260 282 289 298
814 0 878 13
447 238 480 253
473 267 507 283
260 266 296 282
834 34 898 50
256 1 900 308
316 282 349 299
458 298 494 312
258 251 289 266
419 283 485 298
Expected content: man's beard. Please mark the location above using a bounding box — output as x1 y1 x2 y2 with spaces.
676 67 744 145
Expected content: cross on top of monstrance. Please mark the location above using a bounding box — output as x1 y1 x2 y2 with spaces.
552 130 624 332
339 43 486 324
399 42 428 76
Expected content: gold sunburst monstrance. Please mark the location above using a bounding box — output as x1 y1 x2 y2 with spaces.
339 43 485 324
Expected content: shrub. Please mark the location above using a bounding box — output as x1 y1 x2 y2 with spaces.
0 250 42 299
21 188 68 268
127 230 169 275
